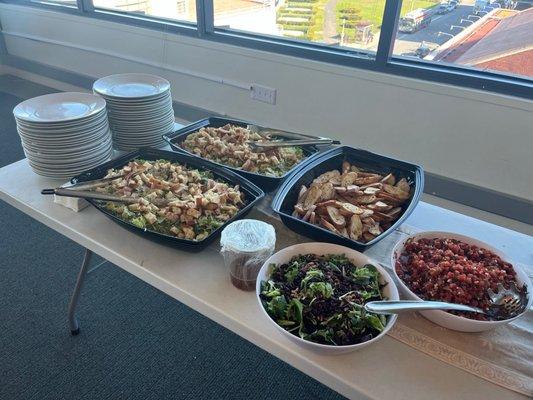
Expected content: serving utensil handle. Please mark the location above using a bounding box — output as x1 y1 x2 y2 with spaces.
42 187 170 207
247 124 340 144
250 139 335 149
41 187 138 204
364 300 485 315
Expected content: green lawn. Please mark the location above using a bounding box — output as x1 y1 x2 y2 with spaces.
336 0 439 34
278 0 439 43
277 0 327 41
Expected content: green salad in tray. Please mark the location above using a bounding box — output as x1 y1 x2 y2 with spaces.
180 124 306 177
94 159 245 241
259 254 388 346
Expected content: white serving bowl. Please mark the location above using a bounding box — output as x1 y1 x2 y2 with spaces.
256 242 399 355
391 231 533 332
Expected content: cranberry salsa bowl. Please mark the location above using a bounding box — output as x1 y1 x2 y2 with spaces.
391 231 532 332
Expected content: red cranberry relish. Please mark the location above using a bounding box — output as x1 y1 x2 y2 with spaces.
395 237 517 320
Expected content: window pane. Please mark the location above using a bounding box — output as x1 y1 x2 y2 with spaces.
93 0 197 23
213 0 387 54
393 1 533 79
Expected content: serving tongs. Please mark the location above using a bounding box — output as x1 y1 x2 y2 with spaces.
41 173 170 207
247 124 340 150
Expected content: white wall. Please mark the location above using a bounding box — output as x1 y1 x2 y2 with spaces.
1 3 532 201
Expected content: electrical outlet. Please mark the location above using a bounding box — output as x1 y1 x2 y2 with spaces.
250 84 277 105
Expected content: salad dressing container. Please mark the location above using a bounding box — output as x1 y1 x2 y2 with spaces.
220 219 276 291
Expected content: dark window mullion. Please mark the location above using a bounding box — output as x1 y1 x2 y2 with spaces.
376 0 402 66
78 0 93 12
196 0 214 37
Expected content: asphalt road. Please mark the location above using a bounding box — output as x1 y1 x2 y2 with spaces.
393 3 476 56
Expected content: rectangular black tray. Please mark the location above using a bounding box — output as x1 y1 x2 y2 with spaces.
271 146 424 252
71 148 265 252
162 117 320 192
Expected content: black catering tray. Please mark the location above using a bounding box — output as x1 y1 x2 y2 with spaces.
70 148 265 252
162 117 320 192
271 146 424 252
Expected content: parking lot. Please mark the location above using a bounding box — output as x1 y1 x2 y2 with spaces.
393 1 476 56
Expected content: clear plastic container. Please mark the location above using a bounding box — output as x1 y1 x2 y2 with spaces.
220 219 276 291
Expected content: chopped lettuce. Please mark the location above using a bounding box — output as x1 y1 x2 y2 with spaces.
259 254 387 346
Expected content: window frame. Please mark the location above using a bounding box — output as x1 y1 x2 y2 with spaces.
1 0 532 100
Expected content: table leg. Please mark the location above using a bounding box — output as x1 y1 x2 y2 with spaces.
67 248 93 336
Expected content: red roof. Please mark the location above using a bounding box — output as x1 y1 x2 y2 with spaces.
475 49 533 77
430 8 533 77
434 19 500 63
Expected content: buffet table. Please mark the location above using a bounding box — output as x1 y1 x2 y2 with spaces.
0 158 531 400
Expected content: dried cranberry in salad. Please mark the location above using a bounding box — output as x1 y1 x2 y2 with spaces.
395 237 518 320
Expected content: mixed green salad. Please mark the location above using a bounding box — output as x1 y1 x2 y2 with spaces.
259 254 388 346
180 124 307 177
94 159 245 241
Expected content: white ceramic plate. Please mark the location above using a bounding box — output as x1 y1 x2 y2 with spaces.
19 132 110 151
28 143 112 166
256 242 399 355
14 92 106 123
107 105 173 120
93 73 170 99
111 115 175 127
15 110 107 131
107 106 173 118
27 149 113 179
110 121 173 131
97 91 170 105
111 125 174 136
22 133 111 156
102 91 171 106
113 136 166 145
113 136 171 143
21 130 111 153
24 137 112 164
27 152 113 176
15 111 107 131
17 119 109 139
391 231 533 332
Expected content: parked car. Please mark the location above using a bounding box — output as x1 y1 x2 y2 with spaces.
474 0 489 13
415 41 433 58
437 4 449 14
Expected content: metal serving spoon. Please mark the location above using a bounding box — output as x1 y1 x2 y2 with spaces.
364 300 484 315
365 283 528 320
486 282 528 319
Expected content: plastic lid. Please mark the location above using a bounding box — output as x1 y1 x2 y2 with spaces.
220 219 276 253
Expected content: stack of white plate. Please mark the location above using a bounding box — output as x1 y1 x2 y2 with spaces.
14 92 113 179
93 73 175 151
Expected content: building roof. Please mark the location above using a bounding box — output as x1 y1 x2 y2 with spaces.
429 7 533 76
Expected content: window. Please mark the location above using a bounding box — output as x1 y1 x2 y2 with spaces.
213 0 386 55
93 0 197 22
392 1 533 79
8 0 533 97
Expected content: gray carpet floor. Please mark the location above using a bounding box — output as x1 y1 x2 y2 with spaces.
0 75 345 400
